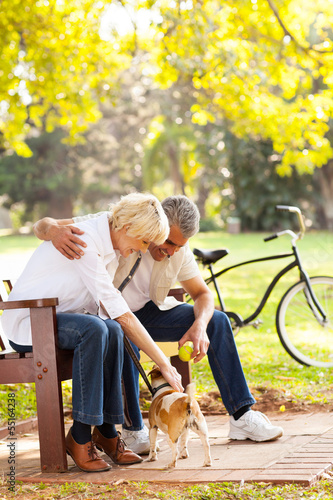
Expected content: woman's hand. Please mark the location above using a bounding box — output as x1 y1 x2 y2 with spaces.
159 363 184 392
115 312 183 392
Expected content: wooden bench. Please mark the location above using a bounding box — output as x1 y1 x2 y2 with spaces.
0 281 190 473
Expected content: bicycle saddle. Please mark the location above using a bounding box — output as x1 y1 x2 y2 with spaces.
193 248 229 265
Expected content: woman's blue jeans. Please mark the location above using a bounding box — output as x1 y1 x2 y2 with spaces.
122 302 256 430
57 313 125 426
11 313 125 427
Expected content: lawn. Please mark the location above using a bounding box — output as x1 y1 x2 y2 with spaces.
1 229 333 423
189 229 333 411
1 478 333 499
0 229 333 499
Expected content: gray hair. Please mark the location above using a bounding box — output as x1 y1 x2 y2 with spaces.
161 195 200 239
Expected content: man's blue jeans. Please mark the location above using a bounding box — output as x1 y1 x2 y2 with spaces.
122 301 256 430
11 313 125 427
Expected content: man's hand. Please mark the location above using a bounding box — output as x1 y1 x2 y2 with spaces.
179 274 214 363
33 217 87 260
51 225 86 260
178 320 210 363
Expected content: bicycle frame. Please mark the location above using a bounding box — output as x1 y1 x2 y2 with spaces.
205 243 327 327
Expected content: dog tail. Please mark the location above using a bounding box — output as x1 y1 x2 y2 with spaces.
185 382 196 404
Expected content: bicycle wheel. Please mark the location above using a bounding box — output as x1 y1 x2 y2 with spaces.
276 276 333 368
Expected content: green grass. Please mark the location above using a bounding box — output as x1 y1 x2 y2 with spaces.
1 229 333 425
0 233 40 254
1 230 333 498
1 478 333 499
188 229 333 406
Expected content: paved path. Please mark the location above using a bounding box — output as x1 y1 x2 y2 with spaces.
1 411 333 486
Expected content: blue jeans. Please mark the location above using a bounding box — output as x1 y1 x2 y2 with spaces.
11 313 125 427
122 302 256 430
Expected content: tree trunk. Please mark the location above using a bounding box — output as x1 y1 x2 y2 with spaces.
47 195 74 219
316 161 333 229
197 185 208 219
168 143 185 195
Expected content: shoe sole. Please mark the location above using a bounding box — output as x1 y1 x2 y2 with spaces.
66 450 111 472
122 441 160 455
228 430 283 442
94 444 143 465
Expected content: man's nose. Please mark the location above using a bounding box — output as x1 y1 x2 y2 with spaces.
167 247 177 256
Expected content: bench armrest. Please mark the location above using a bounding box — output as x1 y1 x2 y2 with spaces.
0 298 59 310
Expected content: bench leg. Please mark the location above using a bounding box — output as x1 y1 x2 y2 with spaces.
35 377 68 472
31 307 68 473
170 355 191 388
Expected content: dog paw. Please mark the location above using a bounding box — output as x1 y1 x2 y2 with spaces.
165 462 176 469
178 448 189 459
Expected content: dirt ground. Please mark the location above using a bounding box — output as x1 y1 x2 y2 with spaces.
140 386 333 417
2 388 332 499
198 387 333 415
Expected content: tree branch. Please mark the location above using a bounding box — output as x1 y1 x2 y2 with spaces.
266 0 333 55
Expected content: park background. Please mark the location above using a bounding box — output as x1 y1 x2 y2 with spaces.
1 2 333 498
1 0 333 231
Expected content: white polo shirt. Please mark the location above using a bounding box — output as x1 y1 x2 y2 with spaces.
75 212 200 312
1 213 130 345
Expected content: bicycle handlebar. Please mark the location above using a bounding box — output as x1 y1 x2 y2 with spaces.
263 234 278 242
276 205 306 238
264 205 306 243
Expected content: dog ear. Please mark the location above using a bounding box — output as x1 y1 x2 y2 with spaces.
147 365 159 377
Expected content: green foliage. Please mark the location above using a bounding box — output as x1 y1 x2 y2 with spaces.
2 0 333 228
225 134 320 230
199 217 222 232
147 0 333 174
0 129 81 220
0 0 131 155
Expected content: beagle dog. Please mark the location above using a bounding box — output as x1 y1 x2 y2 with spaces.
147 366 212 468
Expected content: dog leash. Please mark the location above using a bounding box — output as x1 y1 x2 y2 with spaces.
123 338 172 396
117 253 156 396
123 335 156 396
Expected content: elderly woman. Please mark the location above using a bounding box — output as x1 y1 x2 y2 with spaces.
1 193 183 473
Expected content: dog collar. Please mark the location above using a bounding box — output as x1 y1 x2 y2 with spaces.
152 382 171 396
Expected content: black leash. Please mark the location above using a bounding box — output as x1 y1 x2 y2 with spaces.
117 253 156 396
123 335 156 396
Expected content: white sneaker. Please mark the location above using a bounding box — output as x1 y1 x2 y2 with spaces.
229 410 283 442
121 425 151 455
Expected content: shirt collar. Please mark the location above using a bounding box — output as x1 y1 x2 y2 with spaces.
97 212 115 257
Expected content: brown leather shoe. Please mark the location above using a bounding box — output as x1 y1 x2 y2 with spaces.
92 427 143 465
65 428 111 472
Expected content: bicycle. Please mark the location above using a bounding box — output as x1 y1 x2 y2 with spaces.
192 205 333 369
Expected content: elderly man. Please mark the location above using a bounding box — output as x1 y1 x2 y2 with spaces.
33 195 283 455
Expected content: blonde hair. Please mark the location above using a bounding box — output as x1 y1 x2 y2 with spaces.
109 193 169 245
